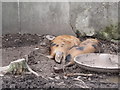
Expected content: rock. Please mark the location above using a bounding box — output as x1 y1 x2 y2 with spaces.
48 77 54 80
10 84 15 88
70 2 118 40
63 76 68 79
53 66 64 73
88 77 91 81
96 24 120 41
55 76 60 80
57 82 65 86
77 76 81 79
75 9 95 36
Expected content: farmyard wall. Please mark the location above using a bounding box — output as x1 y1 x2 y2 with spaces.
2 2 118 37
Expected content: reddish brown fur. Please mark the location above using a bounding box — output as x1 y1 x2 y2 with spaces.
65 39 100 66
49 35 81 63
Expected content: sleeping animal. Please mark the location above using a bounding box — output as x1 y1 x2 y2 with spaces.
65 38 100 67
46 35 81 64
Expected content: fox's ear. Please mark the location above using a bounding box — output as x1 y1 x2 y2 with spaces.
45 35 56 40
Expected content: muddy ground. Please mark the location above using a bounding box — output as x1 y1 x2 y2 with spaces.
1 33 120 89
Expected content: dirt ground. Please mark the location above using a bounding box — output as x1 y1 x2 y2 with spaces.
1 33 120 88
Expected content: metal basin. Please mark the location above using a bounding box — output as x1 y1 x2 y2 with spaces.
74 53 119 73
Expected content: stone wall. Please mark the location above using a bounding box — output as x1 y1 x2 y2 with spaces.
2 2 118 37
69 2 118 36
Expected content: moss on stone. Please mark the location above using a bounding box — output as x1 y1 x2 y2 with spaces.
75 23 120 41
96 23 120 41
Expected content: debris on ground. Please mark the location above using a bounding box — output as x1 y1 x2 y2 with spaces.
0 58 39 76
1 33 119 88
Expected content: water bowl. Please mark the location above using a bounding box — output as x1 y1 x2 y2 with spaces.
74 53 119 73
